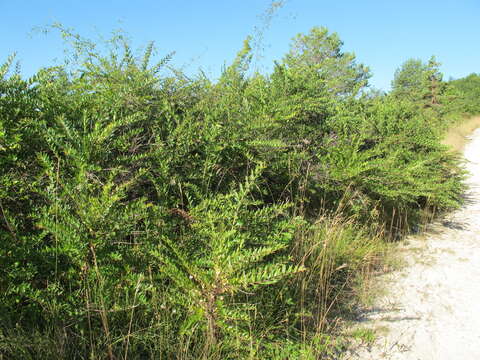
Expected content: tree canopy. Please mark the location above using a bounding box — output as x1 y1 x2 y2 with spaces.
282 26 371 97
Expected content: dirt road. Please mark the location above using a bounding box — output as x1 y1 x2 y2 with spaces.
346 128 480 359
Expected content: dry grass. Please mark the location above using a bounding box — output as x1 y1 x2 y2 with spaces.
442 116 480 152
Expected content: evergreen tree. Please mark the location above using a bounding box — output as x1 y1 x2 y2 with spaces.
282 26 371 97
391 56 445 106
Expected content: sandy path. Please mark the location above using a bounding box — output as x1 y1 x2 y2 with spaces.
346 128 480 359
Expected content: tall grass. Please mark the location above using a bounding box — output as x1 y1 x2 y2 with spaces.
442 116 480 152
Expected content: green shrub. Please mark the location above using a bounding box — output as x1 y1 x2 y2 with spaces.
0 26 468 359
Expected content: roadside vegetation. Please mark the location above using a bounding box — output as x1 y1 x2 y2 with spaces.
0 25 478 359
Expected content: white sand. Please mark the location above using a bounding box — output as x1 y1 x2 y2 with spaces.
346 128 480 359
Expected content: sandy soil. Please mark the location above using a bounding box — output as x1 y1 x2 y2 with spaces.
345 128 480 359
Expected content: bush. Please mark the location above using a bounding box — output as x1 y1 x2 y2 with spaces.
0 26 467 359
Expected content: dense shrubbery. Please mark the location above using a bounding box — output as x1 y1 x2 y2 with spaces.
0 27 471 359
449 73 480 115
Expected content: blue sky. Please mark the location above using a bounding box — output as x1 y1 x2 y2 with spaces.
2 0 479 91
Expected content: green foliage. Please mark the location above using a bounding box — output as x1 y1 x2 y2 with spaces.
150 165 304 356
390 56 461 123
0 25 470 359
283 27 371 97
449 73 480 114
391 58 429 99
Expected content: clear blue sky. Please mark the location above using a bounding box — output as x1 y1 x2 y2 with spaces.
2 0 479 91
